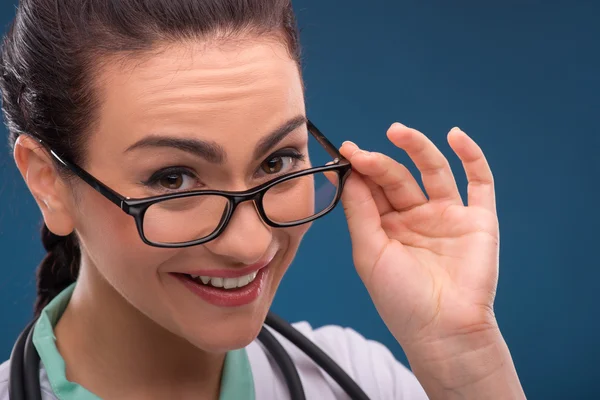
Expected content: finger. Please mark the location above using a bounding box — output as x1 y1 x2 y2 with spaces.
339 171 389 275
340 142 395 214
363 175 394 215
340 141 428 212
324 168 391 218
447 128 496 212
387 123 463 204
324 160 392 214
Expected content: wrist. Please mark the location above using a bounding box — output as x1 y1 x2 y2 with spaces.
404 325 525 399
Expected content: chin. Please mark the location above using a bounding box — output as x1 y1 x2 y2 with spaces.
184 315 265 353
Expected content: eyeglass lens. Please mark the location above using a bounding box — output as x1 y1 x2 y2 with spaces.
142 170 340 245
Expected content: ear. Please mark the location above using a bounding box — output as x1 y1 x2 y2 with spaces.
13 135 75 236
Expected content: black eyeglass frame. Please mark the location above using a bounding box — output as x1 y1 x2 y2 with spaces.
38 120 352 248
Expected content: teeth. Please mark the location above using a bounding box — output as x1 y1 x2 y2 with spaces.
211 277 224 288
223 278 237 289
238 274 250 287
189 271 259 290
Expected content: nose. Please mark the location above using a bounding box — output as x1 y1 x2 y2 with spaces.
203 200 273 265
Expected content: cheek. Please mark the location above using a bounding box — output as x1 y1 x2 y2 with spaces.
74 192 174 285
263 176 317 223
269 179 314 270
273 223 311 272
285 222 311 244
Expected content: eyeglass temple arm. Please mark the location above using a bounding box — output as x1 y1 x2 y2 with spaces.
307 120 348 163
42 144 128 211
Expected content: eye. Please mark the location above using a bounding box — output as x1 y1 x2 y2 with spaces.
260 150 305 175
261 156 291 174
143 167 199 193
159 173 185 190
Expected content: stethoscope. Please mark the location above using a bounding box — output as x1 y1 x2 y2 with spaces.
8 312 371 400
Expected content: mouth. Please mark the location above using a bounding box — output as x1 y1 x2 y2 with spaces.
184 270 259 290
170 264 270 308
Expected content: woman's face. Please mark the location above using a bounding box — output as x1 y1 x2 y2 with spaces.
71 38 310 352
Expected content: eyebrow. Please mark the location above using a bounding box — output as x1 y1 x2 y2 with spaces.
124 115 308 164
253 115 307 160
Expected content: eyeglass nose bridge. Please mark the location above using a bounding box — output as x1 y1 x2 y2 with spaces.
215 189 272 236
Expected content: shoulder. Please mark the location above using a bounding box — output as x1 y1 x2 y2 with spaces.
247 321 428 399
0 360 10 400
0 360 9 400
292 322 428 399
0 359 58 400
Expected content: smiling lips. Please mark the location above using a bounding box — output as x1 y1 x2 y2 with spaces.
173 255 274 307
174 268 268 307
187 271 259 289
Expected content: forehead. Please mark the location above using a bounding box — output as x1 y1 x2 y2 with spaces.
90 38 305 158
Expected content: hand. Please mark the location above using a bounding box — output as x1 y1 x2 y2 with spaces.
339 123 500 349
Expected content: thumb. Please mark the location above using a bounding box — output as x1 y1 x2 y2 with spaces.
341 171 389 279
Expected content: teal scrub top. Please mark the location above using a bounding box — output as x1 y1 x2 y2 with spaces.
32 283 255 400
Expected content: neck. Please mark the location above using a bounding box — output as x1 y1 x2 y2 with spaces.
54 258 225 400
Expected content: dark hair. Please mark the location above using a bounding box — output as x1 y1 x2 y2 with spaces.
0 0 301 317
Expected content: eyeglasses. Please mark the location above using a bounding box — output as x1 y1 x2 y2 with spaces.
39 120 352 248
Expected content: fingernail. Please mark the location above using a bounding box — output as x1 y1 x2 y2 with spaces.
342 140 362 157
451 126 461 132
392 122 406 128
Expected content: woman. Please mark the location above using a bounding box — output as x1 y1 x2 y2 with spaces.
0 0 525 399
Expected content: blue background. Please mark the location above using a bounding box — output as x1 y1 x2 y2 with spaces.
1 1 598 399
